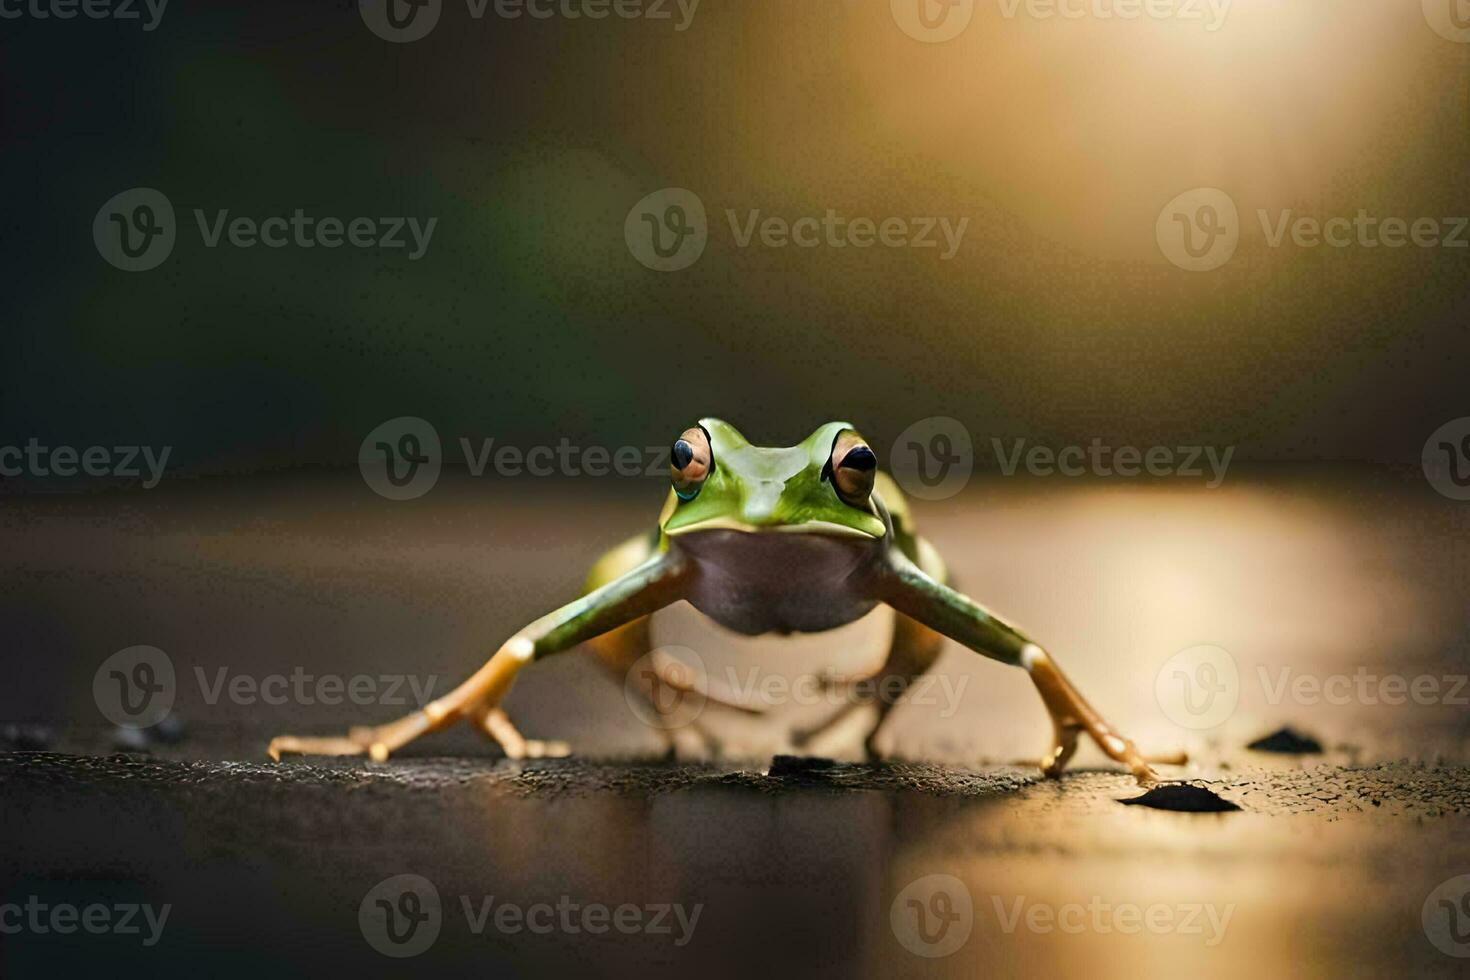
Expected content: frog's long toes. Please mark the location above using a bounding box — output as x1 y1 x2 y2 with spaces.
475 706 572 761
1039 722 1080 778
522 739 571 759
267 734 368 760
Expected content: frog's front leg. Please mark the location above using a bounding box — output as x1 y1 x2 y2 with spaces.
876 552 1185 786
268 551 688 762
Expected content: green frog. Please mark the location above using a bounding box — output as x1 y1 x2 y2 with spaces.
270 419 1183 784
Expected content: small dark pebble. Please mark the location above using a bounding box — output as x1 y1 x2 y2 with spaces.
769 755 838 778
112 726 154 753
1 723 55 751
1247 726 1324 755
1119 783 1242 812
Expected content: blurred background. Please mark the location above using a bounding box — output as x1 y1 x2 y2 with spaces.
4 2 1470 977
2 0 1467 471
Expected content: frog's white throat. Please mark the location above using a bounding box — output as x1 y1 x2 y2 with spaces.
668 528 884 635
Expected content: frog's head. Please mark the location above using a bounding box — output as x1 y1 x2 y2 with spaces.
660 418 887 540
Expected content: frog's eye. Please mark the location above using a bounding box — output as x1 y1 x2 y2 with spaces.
670 425 713 500
824 430 877 508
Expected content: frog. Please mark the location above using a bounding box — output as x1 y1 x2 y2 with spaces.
269 419 1185 784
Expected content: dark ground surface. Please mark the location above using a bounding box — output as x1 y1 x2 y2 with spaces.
4 744 1469 978
3 468 1470 977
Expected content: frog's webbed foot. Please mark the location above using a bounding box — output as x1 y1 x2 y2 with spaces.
474 705 570 760
268 694 569 765
269 706 442 762
1026 646 1187 786
268 642 535 762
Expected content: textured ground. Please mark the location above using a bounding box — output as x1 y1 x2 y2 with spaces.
3 744 1468 978
2 469 1469 977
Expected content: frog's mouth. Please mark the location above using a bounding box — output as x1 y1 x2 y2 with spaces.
663 517 881 540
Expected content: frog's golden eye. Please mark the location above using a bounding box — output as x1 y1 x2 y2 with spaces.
825 430 876 508
670 425 712 500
